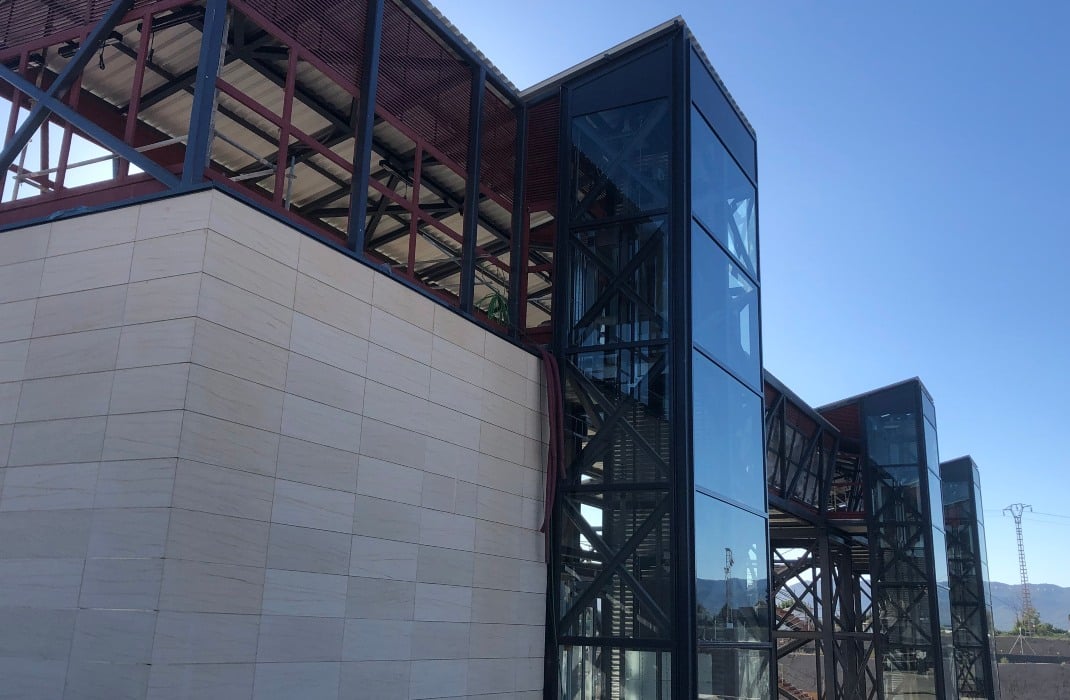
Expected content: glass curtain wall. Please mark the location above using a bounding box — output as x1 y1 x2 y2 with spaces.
555 41 677 699
861 381 956 700
689 48 771 700
942 457 1001 700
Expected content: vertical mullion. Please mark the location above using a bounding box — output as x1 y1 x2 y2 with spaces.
459 66 485 314
119 8 154 180
508 103 527 340
273 45 298 206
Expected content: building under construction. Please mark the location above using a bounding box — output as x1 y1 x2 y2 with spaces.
0 1 1000 698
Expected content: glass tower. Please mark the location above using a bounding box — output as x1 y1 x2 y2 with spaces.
942 457 1001 700
551 23 770 700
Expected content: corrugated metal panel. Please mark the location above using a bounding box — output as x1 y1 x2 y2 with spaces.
377 0 469 173
525 96 559 209
240 0 365 87
480 86 514 205
0 0 162 50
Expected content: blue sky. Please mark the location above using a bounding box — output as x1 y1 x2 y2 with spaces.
433 0 1070 588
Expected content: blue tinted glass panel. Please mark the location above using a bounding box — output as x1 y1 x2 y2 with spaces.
690 48 756 182
697 647 769 700
924 420 940 474
695 493 769 643
693 352 764 511
928 470 945 532
692 107 757 278
865 409 919 467
692 226 760 387
933 529 948 585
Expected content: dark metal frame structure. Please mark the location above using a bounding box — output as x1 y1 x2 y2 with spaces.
941 457 1000 700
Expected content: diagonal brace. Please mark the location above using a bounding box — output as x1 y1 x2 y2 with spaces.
0 0 135 175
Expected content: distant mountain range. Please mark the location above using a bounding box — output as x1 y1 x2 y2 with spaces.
988 582 1070 632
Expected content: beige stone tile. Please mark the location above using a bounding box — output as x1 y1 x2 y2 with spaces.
480 389 534 438
0 339 28 382
8 415 106 466
284 353 365 414
24 327 120 379
0 381 19 424
0 222 49 264
349 534 418 581
294 272 370 337
88 508 169 558
338 660 410 699
0 258 43 303
252 660 341 699
178 411 279 477
280 393 361 454
166 508 269 567
345 576 414 620
352 494 421 544
160 558 264 614
47 207 137 257
0 658 67 698
425 435 480 483
372 274 435 331
276 436 358 492
482 360 532 407
476 486 523 528
148 661 254 698
116 318 195 369
297 235 374 301
342 619 411 662
416 545 474 588
476 453 526 497
467 622 519 660
454 480 478 518
172 460 275 521
425 402 481 451
151 611 260 664
17 372 113 421
484 333 538 381
413 582 472 624
365 343 430 399
136 191 213 239
33 284 126 337
356 455 423 507
109 363 189 414
123 273 200 325
0 462 98 510
0 557 84 608
479 421 526 466
360 379 428 436
262 568 347 617
369 307 432 365
432 305 485 356
0 299 37 343
430 368 483 419
431 335 483 386
357 416 427 471
103 410 183 461
410 620 470 661
39 243 133 296
94 458 176 508
267 523 351 576
419 509 475 551
204 231 297 307
409 659 467 698
78 556 164 609
198 275 292 349
289 312 368 376
420 473 456 513
130 229 207 283
258 615 345 662
466 658 516 695
272 478 355 533
209 192 300 268
0 423 10 466
192 318 288 390
186 364 284 432
70 609 157 663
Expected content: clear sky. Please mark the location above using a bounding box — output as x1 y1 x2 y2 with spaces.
433 0 1070 588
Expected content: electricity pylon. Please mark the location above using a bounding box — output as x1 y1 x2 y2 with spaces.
1003 503 1036 636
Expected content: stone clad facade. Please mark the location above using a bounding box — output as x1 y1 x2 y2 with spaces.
0 190 547 699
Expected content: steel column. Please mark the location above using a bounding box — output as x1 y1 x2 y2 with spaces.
345 0 385 252
460 66 486 313
182 0 227 185
508 104 528 339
